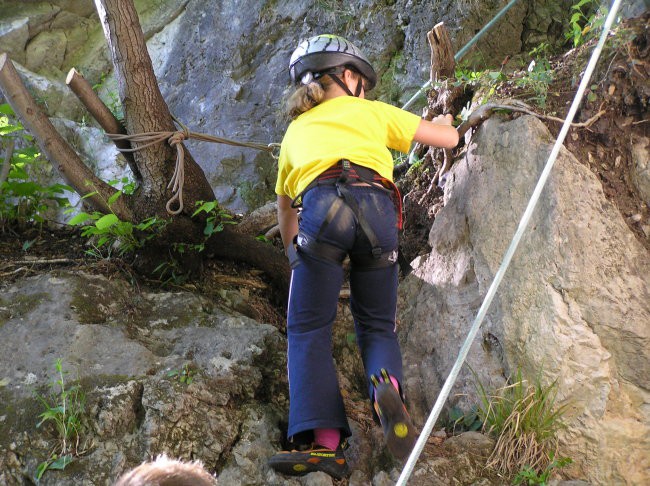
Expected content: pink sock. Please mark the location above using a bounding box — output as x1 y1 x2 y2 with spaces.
314 428 340 450
389 375 400 393
373 374 401 403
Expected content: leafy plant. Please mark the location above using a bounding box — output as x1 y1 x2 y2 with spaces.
514 453 573 485
35 359 88 481
35 455 74 482
192 199 235 239
452 65 506 104
447 404 482 434
68 188 167 258
0 103 72 229
167 363 196 385
475 369 568 478
515 44 554 107
566 0 608 48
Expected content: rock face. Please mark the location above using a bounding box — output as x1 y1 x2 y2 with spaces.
399 115 650 486
1 0 579 213
0 271 502 485
0 270 288 485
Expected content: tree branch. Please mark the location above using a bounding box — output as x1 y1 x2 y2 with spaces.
457 101 607 139
0 53 132 219
65 67 141 181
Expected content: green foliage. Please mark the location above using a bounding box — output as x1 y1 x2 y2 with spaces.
475 369 569 477
0 104 72 229
69 199 167 258
515 44 554 108
35 359 87 481
35 455 74 483
167 363 197 385
192 200 235 239
513 453 573 485
447 404 482 434
452 65 506 104
566 0 608 48
67 184 167 258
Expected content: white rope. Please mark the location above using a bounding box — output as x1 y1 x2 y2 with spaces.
396 1 623 484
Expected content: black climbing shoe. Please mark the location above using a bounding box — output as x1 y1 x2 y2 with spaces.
372 369 417 461
268 445 349 480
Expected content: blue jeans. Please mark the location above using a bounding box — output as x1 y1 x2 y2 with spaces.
286 185 403 441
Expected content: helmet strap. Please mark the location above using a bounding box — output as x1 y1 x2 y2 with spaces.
354 78 363 97
327 73 355 97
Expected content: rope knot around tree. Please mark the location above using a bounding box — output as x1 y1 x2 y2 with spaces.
105 117 279 216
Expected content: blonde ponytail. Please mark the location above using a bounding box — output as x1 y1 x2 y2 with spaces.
287 81 325 119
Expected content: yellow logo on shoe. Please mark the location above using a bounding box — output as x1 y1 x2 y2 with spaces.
394 422 408 438
310 452 335 457
293 464 307 472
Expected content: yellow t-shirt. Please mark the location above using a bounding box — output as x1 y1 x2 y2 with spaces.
275 96 421 199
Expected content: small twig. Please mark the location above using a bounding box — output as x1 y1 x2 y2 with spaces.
9 258 80 265
418 148 451 205
0 266 28 278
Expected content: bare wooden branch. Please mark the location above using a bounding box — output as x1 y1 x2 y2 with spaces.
456 101 607 139
0 137 14 185
65 67 140 179
0 53 132 219
428 22 455 83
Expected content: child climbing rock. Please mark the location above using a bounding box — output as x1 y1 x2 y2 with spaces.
268 34 459 479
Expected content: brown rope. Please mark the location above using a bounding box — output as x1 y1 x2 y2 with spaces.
107 117 280 215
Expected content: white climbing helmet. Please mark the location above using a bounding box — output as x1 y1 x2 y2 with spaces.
289 34 377 91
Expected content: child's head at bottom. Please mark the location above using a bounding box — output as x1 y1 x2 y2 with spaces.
114 454 217 486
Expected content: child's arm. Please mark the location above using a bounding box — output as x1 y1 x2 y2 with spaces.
277 195 299 255
413 114 459 149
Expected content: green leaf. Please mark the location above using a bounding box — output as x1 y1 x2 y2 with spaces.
0 125 22 135
35 460 50 480
96 235 111 247
0 103 15 115
94 213 119 230
107 190 123 206
49 455 73 471
68 212 93 225
80 191 99 200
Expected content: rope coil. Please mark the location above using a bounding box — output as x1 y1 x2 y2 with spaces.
107 116 279 215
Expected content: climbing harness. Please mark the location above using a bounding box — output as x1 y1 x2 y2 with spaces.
107 116 280 215
396 1 623 484
286 160 400 271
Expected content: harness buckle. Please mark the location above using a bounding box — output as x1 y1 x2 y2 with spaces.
371 247 382 259
338 159 351 184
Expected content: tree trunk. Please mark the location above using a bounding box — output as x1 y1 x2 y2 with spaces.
94 0 214 220
93 0 290 297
